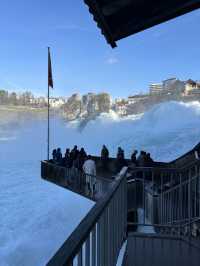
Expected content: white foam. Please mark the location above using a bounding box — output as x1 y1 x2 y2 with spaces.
1 100 200 265
0 137 16 142
65 101 200 162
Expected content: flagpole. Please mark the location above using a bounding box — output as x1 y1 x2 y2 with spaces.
47 46 53 161
47 47 50 161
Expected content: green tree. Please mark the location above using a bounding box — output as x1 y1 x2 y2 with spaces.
9 92 17 105
20 91 33 105
0 90 9 104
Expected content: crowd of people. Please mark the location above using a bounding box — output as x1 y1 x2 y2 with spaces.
52 146 96 194
52 145 154 171
51 145 154 195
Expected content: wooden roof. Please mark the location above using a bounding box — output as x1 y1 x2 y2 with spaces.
84 0 200 48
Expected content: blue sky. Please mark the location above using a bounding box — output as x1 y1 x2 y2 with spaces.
0 0 200 98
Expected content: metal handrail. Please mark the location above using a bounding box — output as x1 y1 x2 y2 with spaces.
130 158 200 173
161 174 199 195
45 167 128 266
47 180 120 264
42 160 113 183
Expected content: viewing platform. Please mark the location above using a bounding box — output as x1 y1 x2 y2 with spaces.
41 143 200 266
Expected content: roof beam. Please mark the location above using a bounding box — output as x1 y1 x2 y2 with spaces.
84 0 117 47
84 0 200 48
113 0 200 41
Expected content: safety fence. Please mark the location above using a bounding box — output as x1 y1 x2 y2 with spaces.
45 167 127 266
127 160 200 247
41 160 113 200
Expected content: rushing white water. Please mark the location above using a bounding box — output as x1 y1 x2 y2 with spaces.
65 101 200 162
0 114 94 266
1 101 200 265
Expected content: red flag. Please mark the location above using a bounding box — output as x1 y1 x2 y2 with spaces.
48 47 53 88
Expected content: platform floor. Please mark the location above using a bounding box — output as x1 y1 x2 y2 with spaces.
123 233 200 266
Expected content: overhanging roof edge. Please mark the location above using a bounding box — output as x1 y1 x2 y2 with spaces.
114 1 200 42
84 0 117 48
84 0 200 49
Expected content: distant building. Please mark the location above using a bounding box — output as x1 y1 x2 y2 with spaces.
128 94 148 103
163 78 177 90
184 79 200 96
49 97 66 108
150 78 185 95
163 78 185 94
37 97 47 106
149 83 163 95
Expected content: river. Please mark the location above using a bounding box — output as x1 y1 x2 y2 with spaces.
1 101 200 265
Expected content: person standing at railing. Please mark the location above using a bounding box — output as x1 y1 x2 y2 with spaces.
137 151 146 167
72 153 84 189
83 155 96 195
116 147 127 172
146 153 154 166
52 149 57 162
56 148 62 164
131 150 138 166
80 147 87 159
64 148 72 168
101 145 109 169
70 145 79 161
73 153 84 171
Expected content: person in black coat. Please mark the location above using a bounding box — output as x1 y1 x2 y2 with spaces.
56 148 62 164
52 149 57 162
131 150 138 166
70 145 79 161
116 147 127 172
101 145 109 169
64 148 72 168
80 147 87 159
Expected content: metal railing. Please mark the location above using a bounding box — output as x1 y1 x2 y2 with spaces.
41 161 113 201
41 155 200 264
45 168 127 266
128 160 200 225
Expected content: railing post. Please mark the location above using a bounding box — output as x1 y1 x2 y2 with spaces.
161 172 163 224
179 172 183 223
78 247 83 266
85 235 90 266
199 166 200 218
194 166 197 219
104 208 108 266
170 172 173 223
143 171 145 224
108 206 111 266
92 226 96 266
115 188 118 264
110 199 114 266
97 221 101 266
152 170 155 224
188 169 191 239
124 176 127 239
101 215 105 266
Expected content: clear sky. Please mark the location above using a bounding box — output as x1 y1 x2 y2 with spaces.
0 0 200 98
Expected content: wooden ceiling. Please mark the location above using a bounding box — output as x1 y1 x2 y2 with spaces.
84 0 200 48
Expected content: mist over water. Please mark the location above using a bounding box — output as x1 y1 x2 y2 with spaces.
1 101 200 265
59 101 200 162
0 114 94 266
